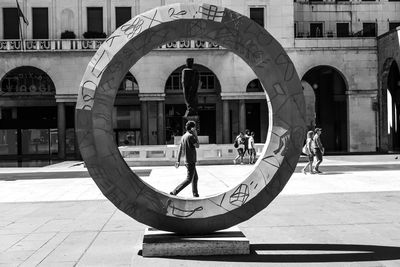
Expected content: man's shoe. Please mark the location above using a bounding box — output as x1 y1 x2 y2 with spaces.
315 170 323 174
301 168 307 175
193 193 199 197
170 192 176 196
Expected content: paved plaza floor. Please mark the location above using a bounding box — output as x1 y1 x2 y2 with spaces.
0 155 400 266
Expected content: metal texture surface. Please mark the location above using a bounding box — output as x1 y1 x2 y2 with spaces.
76 3 306 234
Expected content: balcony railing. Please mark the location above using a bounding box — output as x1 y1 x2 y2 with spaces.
295 31 378 38
0 39 106 51
0 39 221 52
158 40 221 49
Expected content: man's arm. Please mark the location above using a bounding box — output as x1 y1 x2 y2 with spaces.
175 143 182 168
316 136 324 153
192 130 199 148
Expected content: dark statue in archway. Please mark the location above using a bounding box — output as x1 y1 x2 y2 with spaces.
182 58 200 117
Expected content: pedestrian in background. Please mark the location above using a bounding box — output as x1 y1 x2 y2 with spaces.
311 128 324 173
248 131 256 164
243 129 250 163
233 132 245 164
301 130 315 174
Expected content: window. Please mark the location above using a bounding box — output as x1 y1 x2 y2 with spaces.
32 8 48 39
166 72 217 91
336 23 349 37
310 23 323 37
246 79 263 92
363 23 376 37
118 73 138 92
87 7 103 33
249 7 264 27
116 7 131 29
3 8 19 39
389 22 400 31
0 130 18 155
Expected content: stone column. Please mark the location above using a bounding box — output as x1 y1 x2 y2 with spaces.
347 90 378 152
52 0 56 39
222 100 230 143
78 0 82 37
140 101 149 145
57 102 66 160
215 99 223 144
106 0 111 34
157 101 165 145
260 100 268 142
239 99 246 132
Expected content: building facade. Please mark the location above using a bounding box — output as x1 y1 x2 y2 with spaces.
0 0 399 162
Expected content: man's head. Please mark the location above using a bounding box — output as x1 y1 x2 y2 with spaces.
245 129 250 135
186 120 196 131
239 131 244 137
315 128 322 134
186 58 194 68
251 131 255 137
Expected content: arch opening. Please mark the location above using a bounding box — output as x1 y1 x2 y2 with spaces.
1 66 55 95
387 60 400 151
0 66 70 161
114 72 141 147
302 65 348 152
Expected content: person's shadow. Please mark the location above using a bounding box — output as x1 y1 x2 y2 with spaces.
142 243 400 263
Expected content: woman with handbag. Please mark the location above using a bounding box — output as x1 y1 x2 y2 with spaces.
301 130 315 174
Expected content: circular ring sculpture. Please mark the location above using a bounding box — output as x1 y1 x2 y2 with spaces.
76 3 306 234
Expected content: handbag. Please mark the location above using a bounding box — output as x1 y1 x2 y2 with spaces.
234 139 239 148
302 143 309 155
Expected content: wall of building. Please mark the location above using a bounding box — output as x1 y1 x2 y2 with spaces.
289 46 378 152
1 0 399 155
295 0 400 37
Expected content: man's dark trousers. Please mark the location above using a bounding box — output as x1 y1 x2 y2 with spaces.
172 163 198 195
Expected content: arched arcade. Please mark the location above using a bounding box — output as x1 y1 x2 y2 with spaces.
302 65 348 152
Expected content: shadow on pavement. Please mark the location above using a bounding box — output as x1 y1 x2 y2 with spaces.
149 243 400 263
315 172 346 175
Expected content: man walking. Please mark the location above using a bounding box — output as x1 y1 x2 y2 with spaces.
170 120 200 197
312 128 324 173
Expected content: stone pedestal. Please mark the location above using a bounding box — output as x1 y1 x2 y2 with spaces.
142 226 250 257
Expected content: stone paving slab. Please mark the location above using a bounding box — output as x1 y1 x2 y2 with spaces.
0 155 399 266
0 192 398 266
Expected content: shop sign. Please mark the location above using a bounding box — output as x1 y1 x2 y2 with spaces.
1 72 55 95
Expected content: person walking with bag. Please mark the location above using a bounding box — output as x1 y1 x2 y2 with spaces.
311 128 325 174
248 131 256 164
233 132 245 164
301 130 315 174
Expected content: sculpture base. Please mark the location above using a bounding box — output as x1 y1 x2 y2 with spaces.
141 226 250 257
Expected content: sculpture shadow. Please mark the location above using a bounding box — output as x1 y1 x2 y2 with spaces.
156 243 400 263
